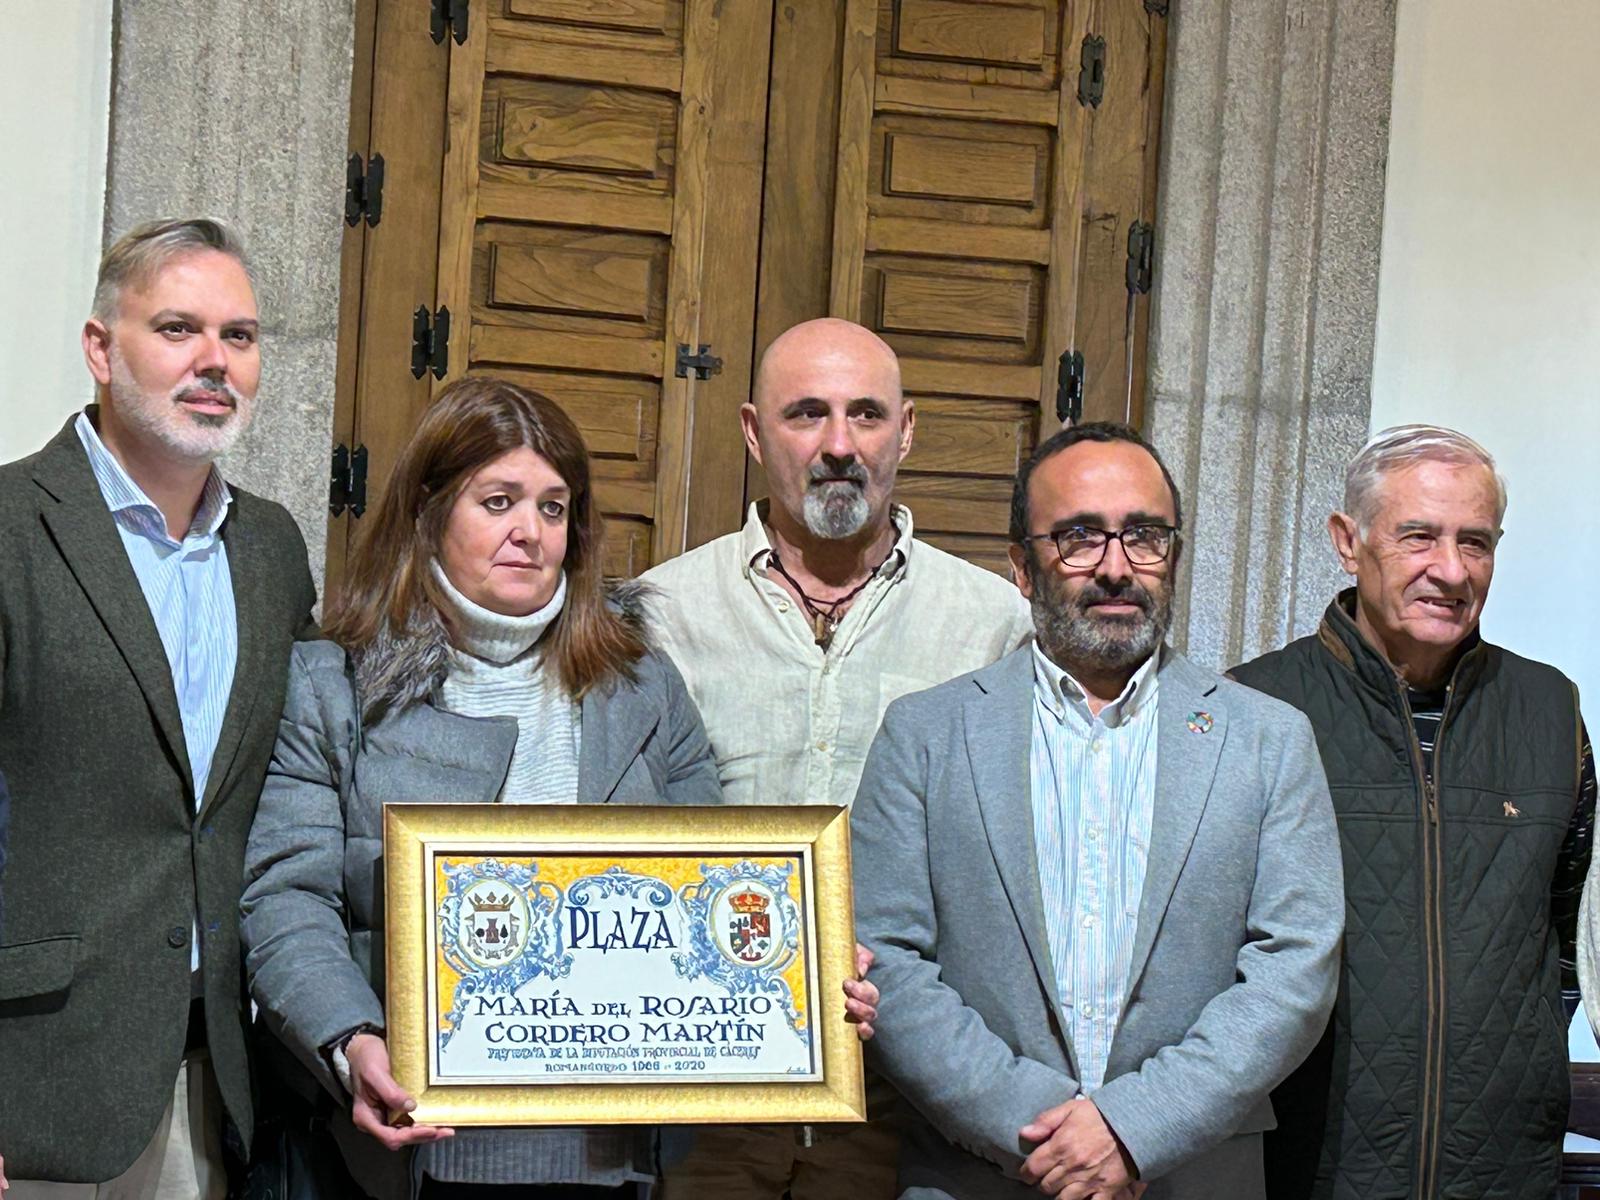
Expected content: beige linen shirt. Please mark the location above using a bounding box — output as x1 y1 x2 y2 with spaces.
641 502 1034 807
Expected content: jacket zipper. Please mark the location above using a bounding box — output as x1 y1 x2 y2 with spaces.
1398 686 1439 1198
1401 661 1465 1199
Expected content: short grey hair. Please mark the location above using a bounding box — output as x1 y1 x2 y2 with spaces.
1344 424 1508 532
91 218 250 321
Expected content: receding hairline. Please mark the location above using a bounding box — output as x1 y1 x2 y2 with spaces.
1343 423 1508 532
752 318 902 408
92 218 252 322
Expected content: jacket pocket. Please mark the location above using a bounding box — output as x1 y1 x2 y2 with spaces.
1539 996 1572 1128
0 933 81 1002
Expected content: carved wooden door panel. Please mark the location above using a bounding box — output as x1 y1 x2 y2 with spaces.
825 0 1166 572
330 0 1165 586
428 0 770 575
330 0 452 591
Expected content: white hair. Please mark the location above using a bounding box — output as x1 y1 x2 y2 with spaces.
1344 424 1508 533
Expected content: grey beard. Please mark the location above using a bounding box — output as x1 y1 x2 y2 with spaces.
109 360 249 461
802 481 871 540
180 378 242 426
1030 580 1171 676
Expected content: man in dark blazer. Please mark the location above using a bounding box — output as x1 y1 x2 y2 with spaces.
0 219 316 1195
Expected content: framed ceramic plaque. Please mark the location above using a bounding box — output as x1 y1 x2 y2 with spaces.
383 803 865 1126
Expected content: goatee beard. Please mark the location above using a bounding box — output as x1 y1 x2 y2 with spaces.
802 463 871 540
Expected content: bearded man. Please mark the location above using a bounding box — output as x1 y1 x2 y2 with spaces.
0 218 316 1197
642 318 1032 1197
850 422 1344 1200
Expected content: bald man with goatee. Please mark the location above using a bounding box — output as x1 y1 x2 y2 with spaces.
642 318 1032 1198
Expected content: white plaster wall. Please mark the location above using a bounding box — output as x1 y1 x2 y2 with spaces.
1371 0 1600 1064
1373 0 1600 728
0 0 114 461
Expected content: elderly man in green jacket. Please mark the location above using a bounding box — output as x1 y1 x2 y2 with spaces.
1233 424 1595 1200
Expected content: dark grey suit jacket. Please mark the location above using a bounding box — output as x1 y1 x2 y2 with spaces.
852 647 1344 1200
0 417 316 1181
0 768 8 940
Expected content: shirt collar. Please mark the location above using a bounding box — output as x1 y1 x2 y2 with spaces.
75 408 233 542
738 499 914 583
1031 640 1162 729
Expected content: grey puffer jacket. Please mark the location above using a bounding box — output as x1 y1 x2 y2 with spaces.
240 596 723 1197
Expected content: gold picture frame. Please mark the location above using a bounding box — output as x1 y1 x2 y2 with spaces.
384 803 865 1126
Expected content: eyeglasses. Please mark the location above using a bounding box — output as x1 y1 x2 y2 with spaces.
1021 523 1181 568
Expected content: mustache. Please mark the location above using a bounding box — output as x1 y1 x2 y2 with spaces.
806 460 868 489
173 377 244 409
1072 580 1153 613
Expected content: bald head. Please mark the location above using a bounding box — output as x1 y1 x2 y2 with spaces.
741 318 914 547
753 318 902 411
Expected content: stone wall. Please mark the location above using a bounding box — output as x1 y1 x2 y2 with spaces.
1147 0 1398 668
105 0 355 598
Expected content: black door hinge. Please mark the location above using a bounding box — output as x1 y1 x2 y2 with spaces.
430 0 468 45
1145 0 1171 16
1126 221 1155 294
1056 350 1086 425
674 343 723 381
329 443 369 518
411 305 451 380
344 153 385 227
1078 35 1106 109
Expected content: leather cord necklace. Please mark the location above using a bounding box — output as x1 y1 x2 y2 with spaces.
768 548 891 648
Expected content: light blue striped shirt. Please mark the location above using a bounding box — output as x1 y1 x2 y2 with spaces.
76 410 237 819
1030 641 1159 1092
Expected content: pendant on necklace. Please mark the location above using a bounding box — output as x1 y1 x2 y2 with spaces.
812 611 829 645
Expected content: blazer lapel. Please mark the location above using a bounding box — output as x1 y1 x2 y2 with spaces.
577 677 655 804
963 650 1071 1050
199 496 269 819
1124 651 1226 999
32 425 192 800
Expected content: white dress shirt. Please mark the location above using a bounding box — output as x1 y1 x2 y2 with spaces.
76 411 237 972
1029 642 1160 1091
642 502 1034 806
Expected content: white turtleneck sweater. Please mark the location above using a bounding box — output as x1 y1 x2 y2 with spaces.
432 562 583 805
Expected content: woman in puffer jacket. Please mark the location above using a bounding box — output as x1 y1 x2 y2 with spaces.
239 377 874 1199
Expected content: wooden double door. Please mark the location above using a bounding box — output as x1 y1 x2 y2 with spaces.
329 0 1167 589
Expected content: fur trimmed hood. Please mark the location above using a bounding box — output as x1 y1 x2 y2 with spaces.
352 577 656 721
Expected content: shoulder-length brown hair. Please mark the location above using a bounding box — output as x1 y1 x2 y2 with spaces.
324 376 645 698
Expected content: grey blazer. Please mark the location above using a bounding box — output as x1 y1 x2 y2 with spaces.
240 635 723 1196
851 646 1343 1200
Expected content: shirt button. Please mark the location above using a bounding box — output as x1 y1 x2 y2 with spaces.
167 926 188 949
1081 1004 1095 1018
777 601 790 613
1081 914 1095 928
1087 826 1100 841
1091 741 1106 755
816 740 828 752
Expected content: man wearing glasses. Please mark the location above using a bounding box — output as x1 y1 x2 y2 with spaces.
851 422 1345 1199
1232 426 1594 1200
